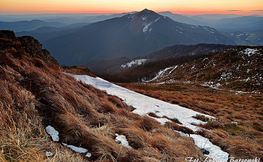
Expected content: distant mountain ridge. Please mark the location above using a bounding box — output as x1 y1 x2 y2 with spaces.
43 9 236 66
159 12 263 32
144 44 235 60
0 20 66 32
86 44 235 74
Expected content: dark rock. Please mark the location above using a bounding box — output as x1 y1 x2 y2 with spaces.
0 30 18 41
0 30 59 67
18 36 59 66
201 148 210 154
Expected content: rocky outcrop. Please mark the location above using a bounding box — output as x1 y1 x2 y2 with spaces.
0 30 59 67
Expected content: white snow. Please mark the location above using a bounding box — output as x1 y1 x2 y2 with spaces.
145 66 174 82
45 151 53 157
141 15 147 21
62 143 92 158
142 17 160 33
241 48 259 56
168 65 178 75
115 134 132 149
45 125 92 158
121 59 147 68
143 22 152 33
190 134 229 160
62 143 88 153
67 73 229 161
85 152 92 158
203 27 215 34
45 125 59 142
201 82 221 90
144 65 178 82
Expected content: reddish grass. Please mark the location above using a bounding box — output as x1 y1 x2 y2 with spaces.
148 112 182 125
165 122 194 134
118 82 263 159
0 31 210 160
62 65 96 76
0 48 205 161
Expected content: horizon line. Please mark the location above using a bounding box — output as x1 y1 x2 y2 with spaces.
1 11 263 16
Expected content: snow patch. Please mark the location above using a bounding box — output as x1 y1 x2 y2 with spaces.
45 151 53 157
62 143 92 158
115 134 132 149
45 125 92 158
201 82 221 90
143 22 152 33
45 125 59 142
62 143 88 153
121 59 147 68
203 27 215 34
145 65 178 82
241 48 260 56
191 134 229 161
142 17 160 33
168 65 178 75
145 66 174 82
68 73 229 161
141 15 147 21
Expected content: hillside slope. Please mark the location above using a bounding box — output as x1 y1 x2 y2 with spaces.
0 31 207 161
99 55 201 83
86 44 235 74
149 46 263 93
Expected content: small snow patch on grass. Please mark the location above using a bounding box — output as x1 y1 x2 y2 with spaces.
45 125 59 142
62 143 92 158
115 134 132 149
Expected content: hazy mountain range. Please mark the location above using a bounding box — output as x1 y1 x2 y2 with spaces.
1 11 262 33
159 12 263 32
1 9 262 69
8 12 262 48
41 9 235 66
0 20 66 32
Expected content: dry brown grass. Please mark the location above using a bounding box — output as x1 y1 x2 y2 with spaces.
165 122 194 135
0 63 89 161
0 39 205 161
197 129 263 159
62 65 96 77
148 112 182 124
119 82 263 159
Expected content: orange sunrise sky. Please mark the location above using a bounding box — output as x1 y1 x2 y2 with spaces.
0 0 263 15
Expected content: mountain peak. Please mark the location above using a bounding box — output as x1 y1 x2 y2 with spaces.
127 8 161 23
138 9 159 17
141 9 155 13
